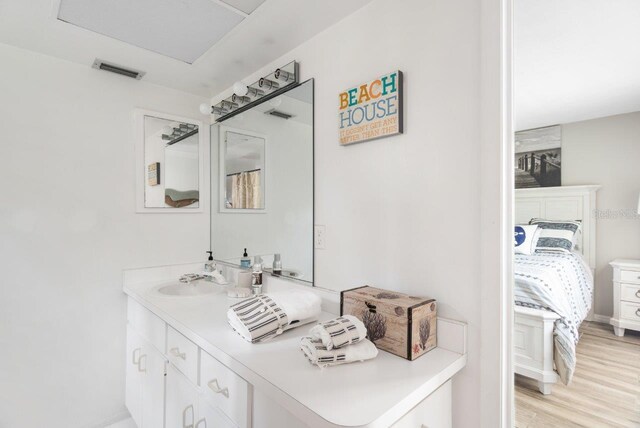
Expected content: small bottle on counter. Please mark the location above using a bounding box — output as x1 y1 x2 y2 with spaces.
252 256 263 295
272 253 282 275
240 248 251 268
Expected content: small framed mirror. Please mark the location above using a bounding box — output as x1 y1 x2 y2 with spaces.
219 127 267 213
135 109 206 213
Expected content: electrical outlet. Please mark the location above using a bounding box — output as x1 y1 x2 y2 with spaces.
314 225 326 249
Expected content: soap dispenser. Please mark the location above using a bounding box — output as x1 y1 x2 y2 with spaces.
240 248 251 268
204 251 215 272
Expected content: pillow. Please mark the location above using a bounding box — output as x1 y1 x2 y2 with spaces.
529 219 581 253
573 228 583 251
514 225 540 255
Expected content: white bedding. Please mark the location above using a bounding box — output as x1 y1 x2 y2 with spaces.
514 251 593 384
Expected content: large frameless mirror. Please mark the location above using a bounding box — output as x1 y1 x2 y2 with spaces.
210 79 314 284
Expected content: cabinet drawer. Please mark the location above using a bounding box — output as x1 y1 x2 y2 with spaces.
167 326 199 384
127 298 166 353
198 396 237 428
621 283 640 304
620 301 640 322
200 350 250 428
619 269 640 283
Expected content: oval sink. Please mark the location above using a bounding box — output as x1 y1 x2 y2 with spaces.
155 281 219 297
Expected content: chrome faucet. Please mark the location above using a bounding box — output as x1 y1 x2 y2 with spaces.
179 273 205 284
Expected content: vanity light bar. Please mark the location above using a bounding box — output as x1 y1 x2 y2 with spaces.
258 77 279 90
165 128 198 146
209 60 299 123
231 94 251 104
162 122 199 146
274 68 294 82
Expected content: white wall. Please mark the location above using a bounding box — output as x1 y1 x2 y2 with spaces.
209 0 502 425
0 42 209 428
165 135 200 192
560 112 640 316
211 106 314 280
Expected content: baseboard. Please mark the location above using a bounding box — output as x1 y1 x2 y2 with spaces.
104 418 136 428
592 314 611 324
91 410 132 428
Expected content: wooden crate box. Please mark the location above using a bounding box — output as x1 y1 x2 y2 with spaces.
340 286 437 360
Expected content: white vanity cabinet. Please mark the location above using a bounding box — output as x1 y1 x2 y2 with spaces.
124 275 467 428
126 297 250 428
199 349 251 427
165 364 199 428
165 364 239 428
125 326 144 427
125 324 166 428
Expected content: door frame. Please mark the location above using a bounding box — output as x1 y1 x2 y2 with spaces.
480 0 514 426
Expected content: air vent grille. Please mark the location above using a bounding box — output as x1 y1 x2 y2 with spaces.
265 109 293 119
92 59 145 80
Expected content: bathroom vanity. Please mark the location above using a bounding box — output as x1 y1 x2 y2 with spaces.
126 68 466 428
123 263 467 428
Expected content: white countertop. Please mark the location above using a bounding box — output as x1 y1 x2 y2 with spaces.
123 265 467 428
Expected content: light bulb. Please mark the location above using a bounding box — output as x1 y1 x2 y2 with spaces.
269 97 282 107
199 103 211 115
161 125 174 135
233 81 248 96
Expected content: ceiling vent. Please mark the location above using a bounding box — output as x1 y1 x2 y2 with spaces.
265 109 293 120
92 59 145 80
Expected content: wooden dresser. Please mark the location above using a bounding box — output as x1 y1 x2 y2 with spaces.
610 259 640 336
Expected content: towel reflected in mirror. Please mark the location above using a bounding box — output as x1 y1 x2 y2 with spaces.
164 188 199 208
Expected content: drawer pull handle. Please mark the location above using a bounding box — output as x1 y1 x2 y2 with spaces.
137 354 147 373
207 379 229 398
131 348 141 365
636 290 640 298
182 404 194 428
170 347 186 360
195 419 207 428
636 308 640 317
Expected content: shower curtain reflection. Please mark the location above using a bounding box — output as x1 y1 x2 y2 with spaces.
228 170 262 209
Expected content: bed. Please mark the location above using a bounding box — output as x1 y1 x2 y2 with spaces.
514 185 600 395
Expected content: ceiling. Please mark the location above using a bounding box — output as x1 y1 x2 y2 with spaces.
515 0 640 130
57 0 250 64
0 0 372 97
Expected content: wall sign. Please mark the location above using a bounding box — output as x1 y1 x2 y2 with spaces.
338 70 403 145
147 162 160 186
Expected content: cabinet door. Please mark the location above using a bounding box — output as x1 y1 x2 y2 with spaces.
126 326 143 428
195 398 236 428
140 341 166 428
166 364 199 428
252 388 307 428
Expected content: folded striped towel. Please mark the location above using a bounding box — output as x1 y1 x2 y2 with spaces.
300 336 378 368
309 315 367 350
227 290 321 343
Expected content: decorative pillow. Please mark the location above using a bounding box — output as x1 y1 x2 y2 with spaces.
529 219 582 253
514 225 540 255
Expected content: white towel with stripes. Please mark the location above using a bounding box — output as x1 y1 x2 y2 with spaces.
309 315 367 350
227 290 321 343
300 336 378 368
